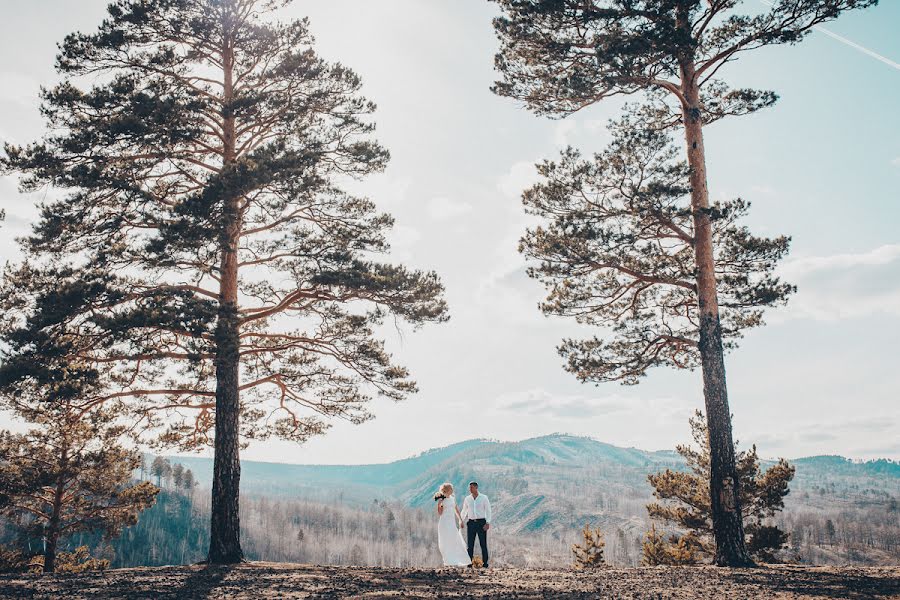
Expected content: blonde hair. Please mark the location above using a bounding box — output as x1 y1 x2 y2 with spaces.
439 482 453 496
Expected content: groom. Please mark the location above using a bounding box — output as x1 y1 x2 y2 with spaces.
460 481 492 568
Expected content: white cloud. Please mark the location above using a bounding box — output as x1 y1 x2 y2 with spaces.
386 223 421 262
497 160 541 200
584 119 615 148
344 172 412 210
774 244 900 322
779 243 900 278
585 119 606 133
0 71 41 108
749 414 899 459
552 118 577 147
783 289 900 322
0 175 40 240
891 156 900 167
426 196 473 220
495 388 630 419
750 184 776 196
492 387 693 428
470 265 540 326
0 126 13 145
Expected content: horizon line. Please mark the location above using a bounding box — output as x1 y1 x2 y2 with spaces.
152 433 898 469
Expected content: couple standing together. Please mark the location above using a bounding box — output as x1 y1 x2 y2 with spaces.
435 481 492 568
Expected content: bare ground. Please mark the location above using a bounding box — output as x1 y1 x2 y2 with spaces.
1 563 898 599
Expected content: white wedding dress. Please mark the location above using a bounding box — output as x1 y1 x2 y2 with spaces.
437 495 471 566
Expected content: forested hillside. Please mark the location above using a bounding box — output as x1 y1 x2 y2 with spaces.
5 435 892 569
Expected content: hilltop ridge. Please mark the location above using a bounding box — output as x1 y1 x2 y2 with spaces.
160 433 899 545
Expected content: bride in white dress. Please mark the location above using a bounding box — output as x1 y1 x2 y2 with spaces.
435 483 471 567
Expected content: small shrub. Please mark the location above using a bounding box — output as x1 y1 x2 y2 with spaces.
642 526 702 566
55 546 110 574
0 547 32 574
572 523 605 569
26 547 110 574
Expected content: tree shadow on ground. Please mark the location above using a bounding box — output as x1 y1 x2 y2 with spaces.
729 567 900 600
174 564 233 598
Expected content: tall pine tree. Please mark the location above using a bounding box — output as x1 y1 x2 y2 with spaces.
3 0 447 563
490 0 874 565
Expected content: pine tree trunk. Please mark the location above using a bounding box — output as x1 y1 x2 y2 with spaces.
209 294 242 564
679 58 754 568
43 469 66 573
43 531 59 574
208 24 244 566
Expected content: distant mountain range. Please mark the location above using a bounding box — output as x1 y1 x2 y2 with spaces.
166 434 900 537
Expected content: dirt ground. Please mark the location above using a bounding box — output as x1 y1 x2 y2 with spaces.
0 562 898 599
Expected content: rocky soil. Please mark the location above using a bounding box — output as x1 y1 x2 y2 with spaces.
1 562 898 599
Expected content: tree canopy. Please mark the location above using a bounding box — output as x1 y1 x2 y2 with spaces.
492 0 876 119
3 0 448 450
520 116 794 384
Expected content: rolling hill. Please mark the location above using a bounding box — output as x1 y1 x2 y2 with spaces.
164 434 900 540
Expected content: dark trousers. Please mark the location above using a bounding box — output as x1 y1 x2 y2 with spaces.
466 518 489 566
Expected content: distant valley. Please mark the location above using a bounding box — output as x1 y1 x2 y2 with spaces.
162 434 900 566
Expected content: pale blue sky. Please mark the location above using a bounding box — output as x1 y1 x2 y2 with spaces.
0 0 898 464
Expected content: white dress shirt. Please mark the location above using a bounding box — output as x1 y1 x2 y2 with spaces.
460 493 492 524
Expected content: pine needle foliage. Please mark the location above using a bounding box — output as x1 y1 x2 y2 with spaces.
518 118 794 384
1 0 449 451
642 525 703 566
